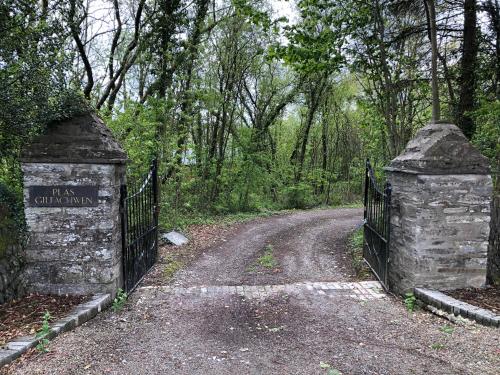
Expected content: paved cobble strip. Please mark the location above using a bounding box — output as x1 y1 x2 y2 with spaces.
139 281 386 301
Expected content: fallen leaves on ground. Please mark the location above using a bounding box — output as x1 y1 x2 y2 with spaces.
0 294 89 347
446 286 500 314
143 222 236 286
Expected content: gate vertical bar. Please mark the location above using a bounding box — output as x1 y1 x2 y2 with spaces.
363 159 391 289
120 184 129 291
152 158 159 260
364 159 369 223
120 159 160 293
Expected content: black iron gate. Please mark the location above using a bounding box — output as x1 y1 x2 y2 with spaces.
363 159 391 289
120 159 159 293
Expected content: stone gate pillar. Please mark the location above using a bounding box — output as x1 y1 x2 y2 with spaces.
21 113 127 296
385 122 492 294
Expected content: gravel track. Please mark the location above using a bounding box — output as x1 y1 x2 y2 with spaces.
173 208 363 287
5 208 499 375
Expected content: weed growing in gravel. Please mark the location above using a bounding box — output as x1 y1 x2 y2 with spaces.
112 289 128 312
319 362 342 374
163 254 183 280
35 311 52 352
246 264 257 273
431 343 445 350
320 361 331 369
440 324 455 334
257 245 278 269
404 292 417 312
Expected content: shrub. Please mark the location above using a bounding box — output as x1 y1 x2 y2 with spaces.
283 182 315 209
0 182 26 256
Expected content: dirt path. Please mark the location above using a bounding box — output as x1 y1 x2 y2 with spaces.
173 208 363 287
6 209 500 375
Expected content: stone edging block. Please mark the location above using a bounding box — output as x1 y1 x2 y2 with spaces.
414 288 499 328
0 293 111 368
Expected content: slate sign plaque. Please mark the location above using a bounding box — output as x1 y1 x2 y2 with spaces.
28 186 99 207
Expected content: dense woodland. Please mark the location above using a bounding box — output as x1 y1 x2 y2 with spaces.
0 0 499 229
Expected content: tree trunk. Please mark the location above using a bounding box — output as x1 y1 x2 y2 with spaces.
320 106 328 194
487 182 500 285
373 0 398 157
69 0 94 100
457 0 478 138
173 0 210 167
425 0 441 122
484 0 500 99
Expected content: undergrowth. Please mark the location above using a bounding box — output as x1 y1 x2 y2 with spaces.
347 227 371 280
160 203 363 232
160 209 282 232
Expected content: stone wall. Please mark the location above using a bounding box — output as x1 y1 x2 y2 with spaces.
22 163 125 295
388 172 492 293
386 122 492 294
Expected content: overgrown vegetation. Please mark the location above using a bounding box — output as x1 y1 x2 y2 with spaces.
0 184 26 256
347 227 371 280
159 209 284 232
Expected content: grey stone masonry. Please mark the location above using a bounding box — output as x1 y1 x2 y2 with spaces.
386 122 492 294
21 113 127 297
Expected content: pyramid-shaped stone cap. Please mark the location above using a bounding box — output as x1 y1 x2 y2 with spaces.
21 112 127 164
386 122 490 174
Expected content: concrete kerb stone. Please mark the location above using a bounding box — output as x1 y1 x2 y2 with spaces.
415 287 499 328
0 293 111 368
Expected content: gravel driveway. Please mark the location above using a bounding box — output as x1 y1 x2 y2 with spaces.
6 208 499 375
